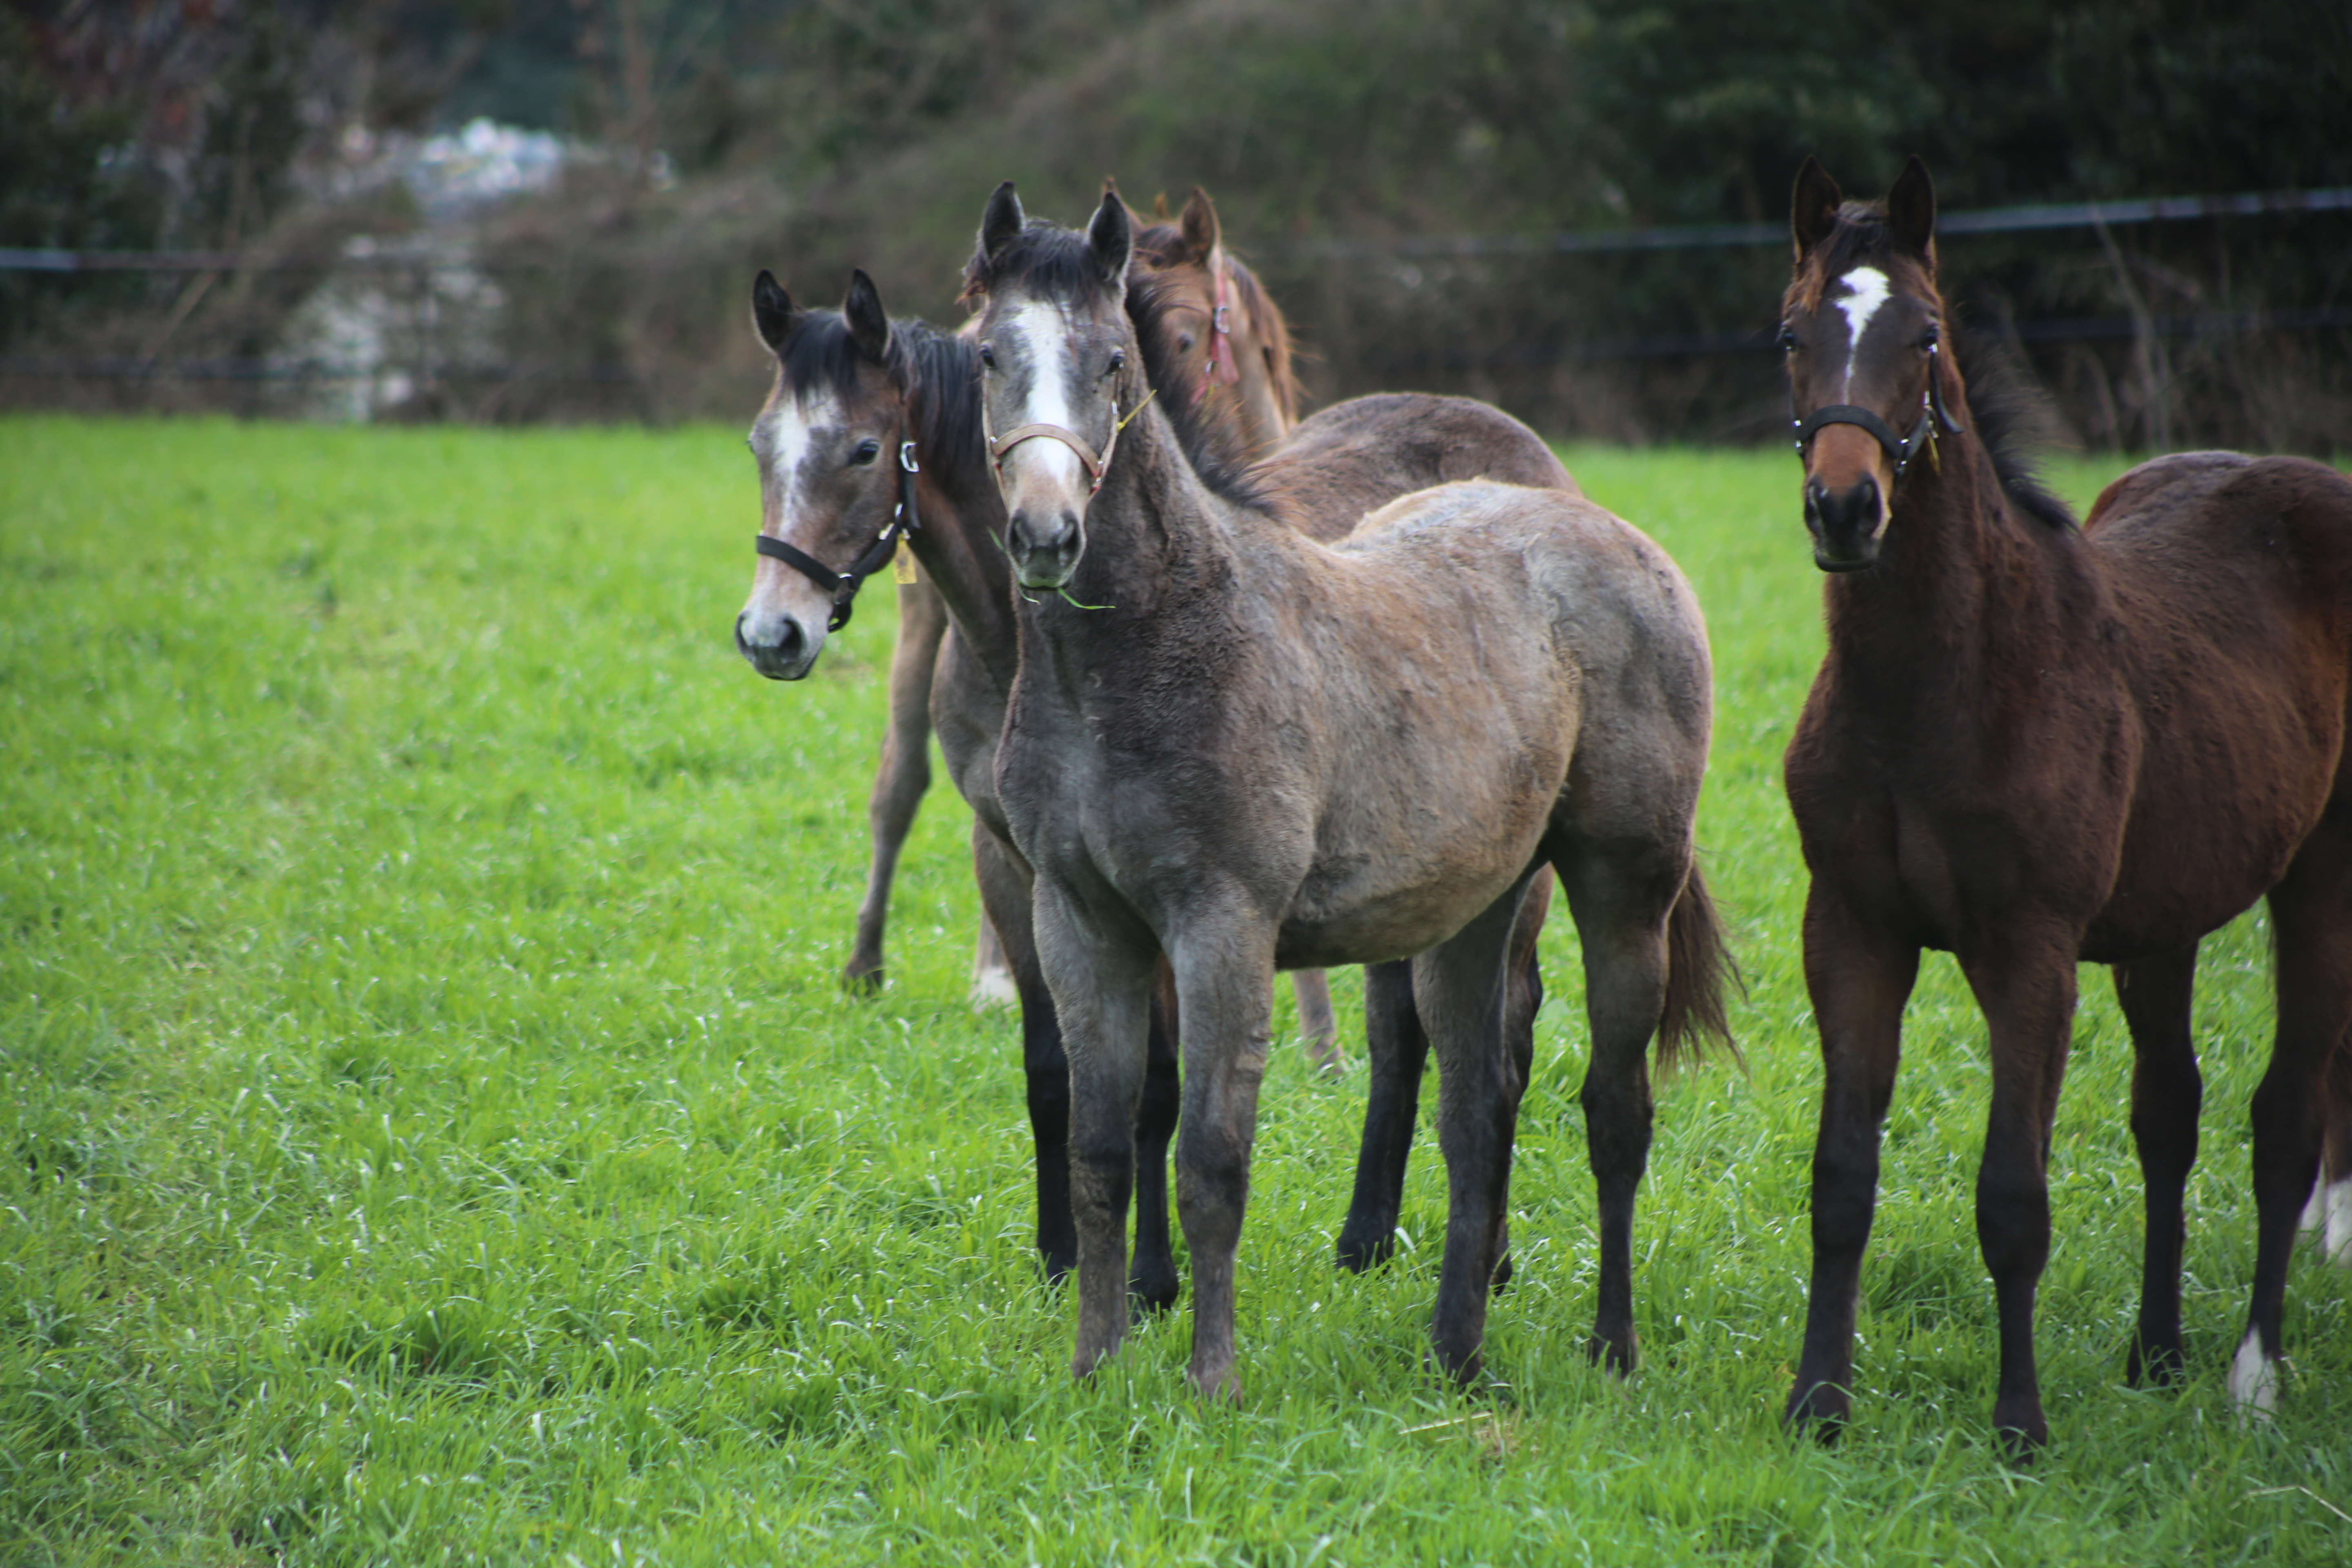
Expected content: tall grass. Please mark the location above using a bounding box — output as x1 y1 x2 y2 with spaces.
2 417 2345 1566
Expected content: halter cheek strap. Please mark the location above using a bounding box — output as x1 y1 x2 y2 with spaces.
1203 260 1240 397
1791 343 1967 478
752 439 922 633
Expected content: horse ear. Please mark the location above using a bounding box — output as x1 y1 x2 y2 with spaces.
1088 188 1133 286
1790 158 1843 261
1886 155 1937 264
1151 192 1170 220
752 269 798 354
980 181 1025 266
844 269 891 363
1178 187 1221 267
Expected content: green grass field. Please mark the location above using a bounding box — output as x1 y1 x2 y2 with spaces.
4 416 2347 1566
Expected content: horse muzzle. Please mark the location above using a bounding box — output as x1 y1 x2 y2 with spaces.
1804 475 1886 572
735 606 821 680
1007 505 1084 591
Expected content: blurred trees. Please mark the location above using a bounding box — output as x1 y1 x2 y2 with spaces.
4 0 2345 443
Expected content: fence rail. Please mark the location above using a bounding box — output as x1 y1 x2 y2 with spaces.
6 185 2348 276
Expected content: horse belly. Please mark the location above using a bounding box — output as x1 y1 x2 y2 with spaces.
1276 760 1561 969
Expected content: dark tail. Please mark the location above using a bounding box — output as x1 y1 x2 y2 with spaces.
1657 860 1741 1073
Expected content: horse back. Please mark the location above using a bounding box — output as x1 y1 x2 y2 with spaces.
1254 394 1577 544
2084 455 2352 952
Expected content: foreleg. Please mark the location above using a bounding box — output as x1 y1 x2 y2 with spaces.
844 579 946 992
1785 886 1918 1438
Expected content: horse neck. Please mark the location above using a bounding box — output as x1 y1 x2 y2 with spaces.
1014 397 1247 697
1822 421 2089 699
902 378 1020 692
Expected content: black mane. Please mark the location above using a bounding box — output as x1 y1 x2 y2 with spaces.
966 218 1272 514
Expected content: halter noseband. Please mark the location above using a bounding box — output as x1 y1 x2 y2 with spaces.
981 385 1134 498
752 439 922 632
1791 342 1966 479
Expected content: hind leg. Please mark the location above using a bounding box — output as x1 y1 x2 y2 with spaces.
845 579 946 993
2303 1047 2352 1265
2112 946 2202 1386
2235 825 2352 1415
1336 960 1427 1273
969 823 1075 1279
1555 842 1683 1375
1290 969 1345 1074
1415 878 1536 1384
1335 874 1549 1286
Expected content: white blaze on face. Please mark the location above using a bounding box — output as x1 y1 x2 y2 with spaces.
742 385 844 644
758 386 837 529
1834 266 1894 397
2228 1328 2278 1418
1000 299 1085 494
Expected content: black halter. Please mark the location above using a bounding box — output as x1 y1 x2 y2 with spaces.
1791 343 1967 478
753 441 922 632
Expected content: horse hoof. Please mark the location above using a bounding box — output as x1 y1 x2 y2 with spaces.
1334 1232 1394 1275
1188 1364 1243 1404
1585 1329 1638 1376
1490 1252 1515 1296
970 967 1018 1010
1038 1250 1076 1289
1993 1421 2047 1463
1783 1382 1849 1443
1128 1272 1180 1318
841 963 884 998
2126 1336 2185 1388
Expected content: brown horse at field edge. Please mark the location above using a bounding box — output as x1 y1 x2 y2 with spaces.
1777 155 2352 1453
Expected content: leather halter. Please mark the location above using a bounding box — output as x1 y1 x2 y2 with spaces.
1201 259 1240 399
752 439 921 632
1791 342 1966 479
983 391 1123 497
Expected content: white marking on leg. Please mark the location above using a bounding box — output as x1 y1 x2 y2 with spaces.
1835 266 1893 396
2228 1327 2278 1419
2327 1176 2352 1267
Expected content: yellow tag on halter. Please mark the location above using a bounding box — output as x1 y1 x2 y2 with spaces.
893 542 918 584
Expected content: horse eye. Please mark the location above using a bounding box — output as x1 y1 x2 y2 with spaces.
978 343 996 369
1177 334 1194 353
849 439 882 466
1776 323 1799 352
1107 349 1126 375
1920 324 1941 350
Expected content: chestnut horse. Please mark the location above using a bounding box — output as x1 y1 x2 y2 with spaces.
965 188 1731 1397
1777 156 2352 1452
733 249 1580 1307
840 190 1337 1063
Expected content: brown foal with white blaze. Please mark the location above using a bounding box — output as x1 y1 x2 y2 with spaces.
1778 156 2352 1453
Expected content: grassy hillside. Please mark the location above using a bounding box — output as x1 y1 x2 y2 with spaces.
3 416 2348 1564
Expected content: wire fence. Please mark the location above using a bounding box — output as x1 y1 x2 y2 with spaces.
7 184 2348 436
